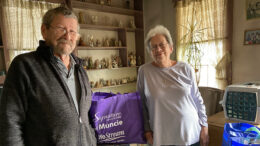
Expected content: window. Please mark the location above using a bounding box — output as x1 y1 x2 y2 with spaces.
1 0 59 65
176 0 232 89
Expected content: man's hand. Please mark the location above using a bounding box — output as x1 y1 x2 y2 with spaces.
144 131 153 145
200 126 209 146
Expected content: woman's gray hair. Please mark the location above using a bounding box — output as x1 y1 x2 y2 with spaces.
145 25 173 53
42 7 80 31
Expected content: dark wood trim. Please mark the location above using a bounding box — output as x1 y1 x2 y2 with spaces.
77 46 127 50
0 5 10 71
226 0 233 85
79 24 143 32
91 82 136 90
0 75 5 85
72 1 142 16
118 29 127 67
86 66 137 71
31 0 63 4
80 24 124 31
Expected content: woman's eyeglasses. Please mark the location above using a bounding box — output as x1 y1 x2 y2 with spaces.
151 43 168 51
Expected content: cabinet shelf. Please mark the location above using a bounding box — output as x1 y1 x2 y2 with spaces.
0 75 5 85
80 24 123 31
0 46 3 49
91 82 136 90
77 46 126 50
80 24 143 32
72 1 142 16
126 27 144 32
86 66 137 71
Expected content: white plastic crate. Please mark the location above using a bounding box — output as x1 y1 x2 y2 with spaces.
222 82 260 124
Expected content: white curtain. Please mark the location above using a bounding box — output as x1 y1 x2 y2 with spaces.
0 0 59 67
176 0 232 89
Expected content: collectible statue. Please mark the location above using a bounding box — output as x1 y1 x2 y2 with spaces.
137 56 142 66
129 19 136 29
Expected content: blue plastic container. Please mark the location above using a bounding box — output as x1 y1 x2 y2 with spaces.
222 123 260 146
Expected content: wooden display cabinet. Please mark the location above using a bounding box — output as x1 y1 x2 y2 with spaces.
71 0 144 92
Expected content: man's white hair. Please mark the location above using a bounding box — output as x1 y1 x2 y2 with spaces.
145 25 173 53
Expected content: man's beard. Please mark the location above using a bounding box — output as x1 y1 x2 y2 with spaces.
54 39 74 55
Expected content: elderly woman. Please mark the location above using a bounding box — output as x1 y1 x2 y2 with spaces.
137 25 209 146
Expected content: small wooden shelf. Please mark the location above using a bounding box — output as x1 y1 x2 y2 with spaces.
0 46 3 49
0 75 5 85
80 24 143 32
91 82 136 90
80 24 122 31
86 66 137 71
126 27 144 32
77 46 127 50
72 1 143 16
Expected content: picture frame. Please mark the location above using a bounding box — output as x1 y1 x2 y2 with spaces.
244 29 260 45
246 0 260 20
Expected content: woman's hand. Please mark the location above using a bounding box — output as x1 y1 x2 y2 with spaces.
200 126 209 146
144 131 153 145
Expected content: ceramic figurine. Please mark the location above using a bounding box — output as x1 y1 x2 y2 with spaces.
117 56 123 67
115 40 119 46
100 0 105 5
94 81 100 88
118 40 122 47
94 59 100 69
128 52 136 67
116 79 120 85
96 39 102 47
112 60 118 68
91 15 98 25
111 79 116 86
104 38 110 47
129 77 135 83
90 81 94 88
112 56 118 68
118 20 123 27
79 37 86 46
107 0 111 6
122 78 127 84
129 19 136 29
107 80 111 86
137 56 142 66
91 16 98 25
78 12 86 24
83 57 89 68
110 38 115 46
133 56 136 66
130 56 136 66
88 57 93 69
100 78 105 87
89 35 94 47
100 58 105 69
108 58 113 69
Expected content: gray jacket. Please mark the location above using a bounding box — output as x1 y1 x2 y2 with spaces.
0 41 97 146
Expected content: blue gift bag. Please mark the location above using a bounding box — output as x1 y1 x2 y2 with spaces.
222 123 260 146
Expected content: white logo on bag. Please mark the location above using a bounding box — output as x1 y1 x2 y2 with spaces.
94 112 122 122
97 120 123 130
98 130 125 142
94 112 101 122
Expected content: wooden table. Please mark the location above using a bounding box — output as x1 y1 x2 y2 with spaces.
208 111 237 146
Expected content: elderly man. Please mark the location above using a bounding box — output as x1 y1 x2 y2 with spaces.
0 7 96 146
